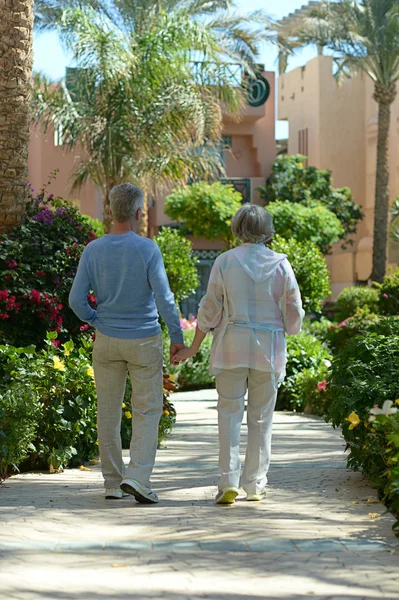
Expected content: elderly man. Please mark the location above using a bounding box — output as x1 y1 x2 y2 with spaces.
69 183 184 504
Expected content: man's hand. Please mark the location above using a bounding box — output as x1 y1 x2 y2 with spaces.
170 343 186 365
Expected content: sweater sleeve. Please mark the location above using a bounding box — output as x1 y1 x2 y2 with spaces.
69 250 98 326
148 246 183 344
197 259 224 333
281 259 305 336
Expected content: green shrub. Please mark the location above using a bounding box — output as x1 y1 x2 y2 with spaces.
164 181 242 249
167 328 214 390
0 386 39 480
0 185 97 348
302 317 333 345
154 228 199 303
267 200 344 254
335 286 379 322
291 367 330 416
271 235 331 313
326 308 381 352
328 319 399 514
82 215 105 238
378 267 399 316
277 331 332 411
259 154 363 245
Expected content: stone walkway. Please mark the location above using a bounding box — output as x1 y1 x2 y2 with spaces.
0 389 398 599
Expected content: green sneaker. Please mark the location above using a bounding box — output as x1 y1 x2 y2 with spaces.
215 486 239 505
246 492 267 502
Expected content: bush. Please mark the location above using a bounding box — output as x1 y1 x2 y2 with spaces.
0 184 97 348
326 308 381 352
335 286 380 322
302 316 333 345
271 235 331 313
154 228 199 303
277 331 332 411
328 319 399 514
164 181 242 249
377 267 399 316
167 328 214 390
267 200 344 254
82 215 105 238
0 386 39 480
259 154 363 245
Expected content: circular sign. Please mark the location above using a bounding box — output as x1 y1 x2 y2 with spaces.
246 74 270 107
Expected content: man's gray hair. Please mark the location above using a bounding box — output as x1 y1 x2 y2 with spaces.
231 204 275 244
109 183 144 223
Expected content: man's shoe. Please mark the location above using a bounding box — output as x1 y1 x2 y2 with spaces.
105 488 129 499
215 486 239 505
120 479 159 504
246 492 267 502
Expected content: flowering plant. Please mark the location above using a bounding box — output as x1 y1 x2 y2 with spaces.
0 179 97 348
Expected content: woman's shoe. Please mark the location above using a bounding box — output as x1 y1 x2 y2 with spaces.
105 488 129 499
246 492 267 501
215 486 239 504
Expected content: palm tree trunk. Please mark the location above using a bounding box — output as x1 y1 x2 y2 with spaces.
103 188 112 233
0 0 34 233
371 100 392 282
138 191 148 237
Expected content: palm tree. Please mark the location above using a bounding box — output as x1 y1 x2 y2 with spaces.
294 0 399 282
0 1 34 233
32 8 246 232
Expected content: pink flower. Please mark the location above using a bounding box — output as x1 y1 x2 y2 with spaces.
0 313 9 320
0 290 9 301
51 340 60 348
317 381 327 392
382 293 388 299
80 324 89 331
7 260 17 269
338 318 350 328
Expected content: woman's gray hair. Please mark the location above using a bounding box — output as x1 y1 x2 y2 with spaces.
109 183 144 223
231 204 275 244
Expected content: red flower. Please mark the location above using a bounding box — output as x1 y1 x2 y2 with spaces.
7 260 18 269
0 290 9 301
57 304 63 310
80 324 89 331
0 313 9 320
56 315 63 325
34 270 46 277
5 274 12 280
317 381 327 392
88 294 97 304
51 340 61 348
30 289 41 304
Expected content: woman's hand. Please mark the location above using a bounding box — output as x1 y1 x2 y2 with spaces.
172 346 197 364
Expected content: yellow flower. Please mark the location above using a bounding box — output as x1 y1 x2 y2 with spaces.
226 220 231 226
86 366 95 379
395 399 399 405
122 403 126 408
62 346 71 356
124 411 132 419
51 386 57 394
52 356 66 372
163 410 170 417
168 374 175 383
345 411 361 430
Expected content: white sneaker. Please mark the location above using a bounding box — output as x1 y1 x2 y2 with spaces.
105 488 129 499
246 492 267 501
120 478 159 504
215 486 239 505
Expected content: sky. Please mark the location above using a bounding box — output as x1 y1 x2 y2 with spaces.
32 0 320 139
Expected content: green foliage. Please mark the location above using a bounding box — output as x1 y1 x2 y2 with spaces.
277 331 332 411
259 155 363 245
164 182 243 249
377 267 399 315
292 367 330 416
267 200 344 254
82 215 105 238
328 318 399 513
166 329 214 390
327 309 382 352
0 387 39 480
0 184 97 348
0 335 98 471
335 285 380 322
270 235 331 313
154 228 199 303
302 316 333 345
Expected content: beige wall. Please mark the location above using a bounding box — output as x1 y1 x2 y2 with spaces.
279 56 399 297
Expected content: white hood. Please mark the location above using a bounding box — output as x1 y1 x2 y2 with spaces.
231 244 287 283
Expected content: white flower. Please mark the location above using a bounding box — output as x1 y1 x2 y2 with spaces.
368 400 398 422
324 359 332 368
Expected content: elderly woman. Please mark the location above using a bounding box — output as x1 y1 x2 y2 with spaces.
174 204 304 504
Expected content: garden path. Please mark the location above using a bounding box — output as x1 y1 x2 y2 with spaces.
0 389 398 599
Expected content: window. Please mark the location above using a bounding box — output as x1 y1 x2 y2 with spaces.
298 128 309 164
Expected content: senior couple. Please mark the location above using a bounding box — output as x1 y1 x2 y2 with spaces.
69 183 304 505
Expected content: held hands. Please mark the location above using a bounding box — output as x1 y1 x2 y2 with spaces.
171 345 197 365
169 343 185 365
